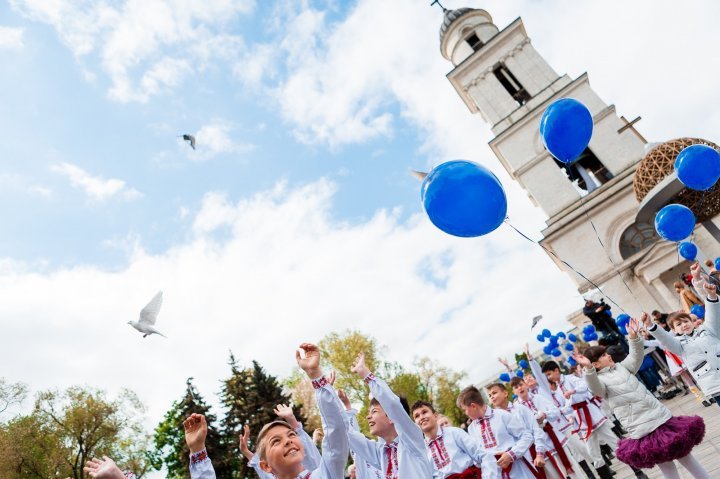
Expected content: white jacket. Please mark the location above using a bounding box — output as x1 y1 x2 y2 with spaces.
583 337 672 439
650 298 720 396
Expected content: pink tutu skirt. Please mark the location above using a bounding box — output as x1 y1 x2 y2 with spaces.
616 415 705 469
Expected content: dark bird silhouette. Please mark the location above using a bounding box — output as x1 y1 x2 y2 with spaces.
531 315 542 330
180 134 196 150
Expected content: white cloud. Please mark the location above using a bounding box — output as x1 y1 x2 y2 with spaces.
28 185 52 197
0 26 24 49
0 178 578 428
188 120 255 161
51 162 141 201
10 0 254 102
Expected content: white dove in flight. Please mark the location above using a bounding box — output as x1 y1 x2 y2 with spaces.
128 291 167 338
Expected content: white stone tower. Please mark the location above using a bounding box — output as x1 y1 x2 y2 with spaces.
439 7 720 319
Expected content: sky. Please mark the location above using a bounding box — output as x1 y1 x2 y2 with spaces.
1 0 720 455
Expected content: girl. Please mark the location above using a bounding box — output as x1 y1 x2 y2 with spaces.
573 319 709 479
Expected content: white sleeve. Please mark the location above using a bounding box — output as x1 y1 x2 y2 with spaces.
619 337 645 375
296 425 322 471
649 323 684 356
188 450 216 479
505 413 532 460
452 428 499 478
530 359 554 400
312 376 350 479
704 297 720 338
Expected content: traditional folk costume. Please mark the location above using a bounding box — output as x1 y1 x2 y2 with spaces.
423 425 500 479
467 407 535 479
346 373 434 479
345 408 383 479
189 375 348 479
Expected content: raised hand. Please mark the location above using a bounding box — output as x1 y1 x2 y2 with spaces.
350 352 371 378
296 343 322 378
239 424 253 460
328 370 336 385
497 357 511 371
183 413 208 454
703 282 718 301
274 403 300 429
337 389 352 410
312 428 324 446
83 456 125 479
640 311 652 329
628 318 641 339
523 343 533 360
572 352 592 368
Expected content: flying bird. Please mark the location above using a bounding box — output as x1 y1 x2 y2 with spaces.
531 314 542 330
128 291 167 338
410 169 428 181
180 134 196 150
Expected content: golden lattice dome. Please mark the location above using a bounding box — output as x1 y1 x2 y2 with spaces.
633 138 720 222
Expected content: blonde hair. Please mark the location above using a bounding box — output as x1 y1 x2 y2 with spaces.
256 420 294 461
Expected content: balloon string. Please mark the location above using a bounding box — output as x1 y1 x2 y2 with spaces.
566 167 646 312
503 219 627 314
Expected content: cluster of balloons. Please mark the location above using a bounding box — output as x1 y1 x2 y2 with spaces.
691 304 705 319
537 328 577 358
655 144 720 244
615 313 631 336
421 160 507 237
582 324 599 342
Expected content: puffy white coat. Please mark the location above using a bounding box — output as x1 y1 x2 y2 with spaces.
650 298 720 396
584 337 672 439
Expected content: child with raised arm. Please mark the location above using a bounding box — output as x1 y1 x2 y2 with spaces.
411 400 500 479
345 352 434 479
645 279 720 406
456 385 534 479
82 457 136 479
575 318 710 479
239 403 322 479
337 388 383 479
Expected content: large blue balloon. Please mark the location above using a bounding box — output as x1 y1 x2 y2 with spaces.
515 369 524 379
655 204 695 242
616 314 631 326
518 359 529 369
675 144 720 191
583 324 596 334
678 242 698 261
691 304 705 319
421 160 507 237
540 98 594 164
551 349 562 357
618 324 628 335
499 372 511 383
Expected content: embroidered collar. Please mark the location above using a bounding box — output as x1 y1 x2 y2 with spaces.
425 426 445 444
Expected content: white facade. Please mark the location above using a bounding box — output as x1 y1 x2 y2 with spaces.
440 8 720 320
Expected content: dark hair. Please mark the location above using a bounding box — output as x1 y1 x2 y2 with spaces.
583 345 607 363
457 385 485 407
371 396 410 415
541 361 560 373
651 310 661 317
509 376 525 388
667 311 692 329
485 382 506 393
410 400 435 414
606 345 627 363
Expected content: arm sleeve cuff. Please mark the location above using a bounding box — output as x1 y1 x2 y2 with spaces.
363 372 376 384
190 449 209 465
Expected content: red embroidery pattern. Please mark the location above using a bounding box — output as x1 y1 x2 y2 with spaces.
312 376 328 390
364 372 376 384
124 473 137 479
524 399 538 413
475 416 497 449
427 435 451 469
384 443 398 479
190 449 208 465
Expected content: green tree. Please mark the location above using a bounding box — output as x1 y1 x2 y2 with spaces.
0 414 67 478
0 378 28 419
151 378 225 479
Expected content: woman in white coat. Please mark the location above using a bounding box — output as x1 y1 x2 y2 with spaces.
573 319 709 479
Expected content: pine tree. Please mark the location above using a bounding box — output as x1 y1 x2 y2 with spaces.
151 378 228 478
219 354 305 478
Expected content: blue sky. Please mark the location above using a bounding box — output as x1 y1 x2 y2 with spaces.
1 0 720 454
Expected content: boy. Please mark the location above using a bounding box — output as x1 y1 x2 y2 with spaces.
411 400 499 478
337 388 383 479
456 385 535 479
510 376 582 479
345 352 434 479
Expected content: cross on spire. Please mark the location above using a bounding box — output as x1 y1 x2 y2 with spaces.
430 0 448 13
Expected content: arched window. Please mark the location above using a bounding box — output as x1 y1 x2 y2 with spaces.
619 222 659 259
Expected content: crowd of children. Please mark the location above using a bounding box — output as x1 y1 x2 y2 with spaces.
78 263 720 479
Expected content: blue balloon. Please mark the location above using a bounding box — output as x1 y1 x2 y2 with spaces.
691 304 705 319
675 144 720 191
618 324 628 335
519 359 529 369
583 324 596 334
543 345 553 355
678 242 698 261
542 328 552 338
589 332 599 341
616 314 631 326
421 160 507 237
715 258 720 270
499 372 511 383
604 309 612 316
568 356 577 366
512 394 518 400
551 349 562 357
556 332 566 339
540 98 594 164
564 343 574 351
655 204 696 242
568 333 577 343
515 369 524 378
536 334 545 343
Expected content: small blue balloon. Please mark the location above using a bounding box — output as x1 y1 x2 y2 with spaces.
537 334 545 343
551 349 562 357
678 242 698 261
619 324 628 335
515 369 524 379
590 332 599 341
556 332 566 339
542 328 551 338
499 372 511 383
715 258 720 270
564 343 574 351
568 333 577 343
568 357 577 366
655 204 696 242
583 324 596 334
518 359 529 369
540 98 594 164
616 314 631 326
604 309 612 316
674 144 720 191
543 345 552 355
421 160 507 237
691 304 705 319
511 394 518 400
